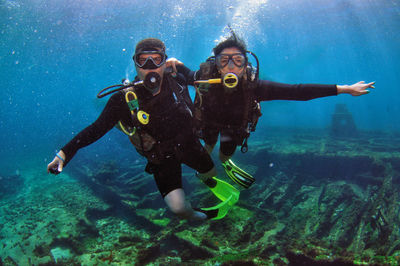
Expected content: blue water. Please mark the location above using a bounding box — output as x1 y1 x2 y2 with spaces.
0 0 399 172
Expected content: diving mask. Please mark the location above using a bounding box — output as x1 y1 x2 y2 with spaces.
216 53 246 68
133 50 167 69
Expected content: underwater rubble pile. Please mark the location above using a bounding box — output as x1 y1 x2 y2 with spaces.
1 130 399 265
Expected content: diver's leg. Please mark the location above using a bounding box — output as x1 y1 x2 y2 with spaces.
219 149 233 163
182 137 236 201
202 126 219 155
164 188 206 220
181 136 217 182
182 137 239 219
219 130 255 188
219 131 237 163
196 166 217 182
152 159 207 221
204 143 215 154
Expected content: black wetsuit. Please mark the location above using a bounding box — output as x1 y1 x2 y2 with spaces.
61 74 214 197
178 65 338 156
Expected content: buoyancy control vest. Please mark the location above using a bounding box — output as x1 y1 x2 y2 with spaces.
117 72 195 163
193 54 262 153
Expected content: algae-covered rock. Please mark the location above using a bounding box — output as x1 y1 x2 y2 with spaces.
50 246 74 263
2 129 400 265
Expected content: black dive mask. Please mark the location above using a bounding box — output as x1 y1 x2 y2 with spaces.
216 53 246 68
133 50 167 69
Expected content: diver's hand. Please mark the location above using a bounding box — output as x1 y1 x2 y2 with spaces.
337 81 375 96
166 57 183 76
47 150 65 175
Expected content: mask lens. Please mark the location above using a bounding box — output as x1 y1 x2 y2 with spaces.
152 55 163 65
134 51 166 69
232 55 245 67
216 53 246 68
138 55 162 66
138 56 147 66
217 55 230 68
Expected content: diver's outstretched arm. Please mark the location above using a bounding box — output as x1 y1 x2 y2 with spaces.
337 81 375 96
47 150 66 175
166 59 200 86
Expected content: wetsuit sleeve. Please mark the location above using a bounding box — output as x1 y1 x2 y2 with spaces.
255 80 338 101
176 65 199 86
61 93 125 166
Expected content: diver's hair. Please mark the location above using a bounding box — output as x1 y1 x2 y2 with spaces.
135 38 165 54
213 33 247 56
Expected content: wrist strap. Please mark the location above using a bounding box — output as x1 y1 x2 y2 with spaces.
56 152 65 162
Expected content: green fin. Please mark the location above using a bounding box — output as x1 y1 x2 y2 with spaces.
205 176 240 202
200 176 240 220
222 159 255 189
201 195 236 220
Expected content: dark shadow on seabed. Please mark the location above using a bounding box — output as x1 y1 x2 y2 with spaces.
68 160 164 233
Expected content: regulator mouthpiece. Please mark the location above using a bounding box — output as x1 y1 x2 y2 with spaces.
223 73 238 89
143 72 161 95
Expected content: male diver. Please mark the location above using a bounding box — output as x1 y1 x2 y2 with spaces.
171 32 374 189
47 38 239 221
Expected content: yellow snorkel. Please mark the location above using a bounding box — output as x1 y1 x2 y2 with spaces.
194 73 238 87
194 73 239 106
194 78 222 85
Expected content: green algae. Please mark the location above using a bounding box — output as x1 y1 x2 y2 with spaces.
152 218 170 227
210 249 259 264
